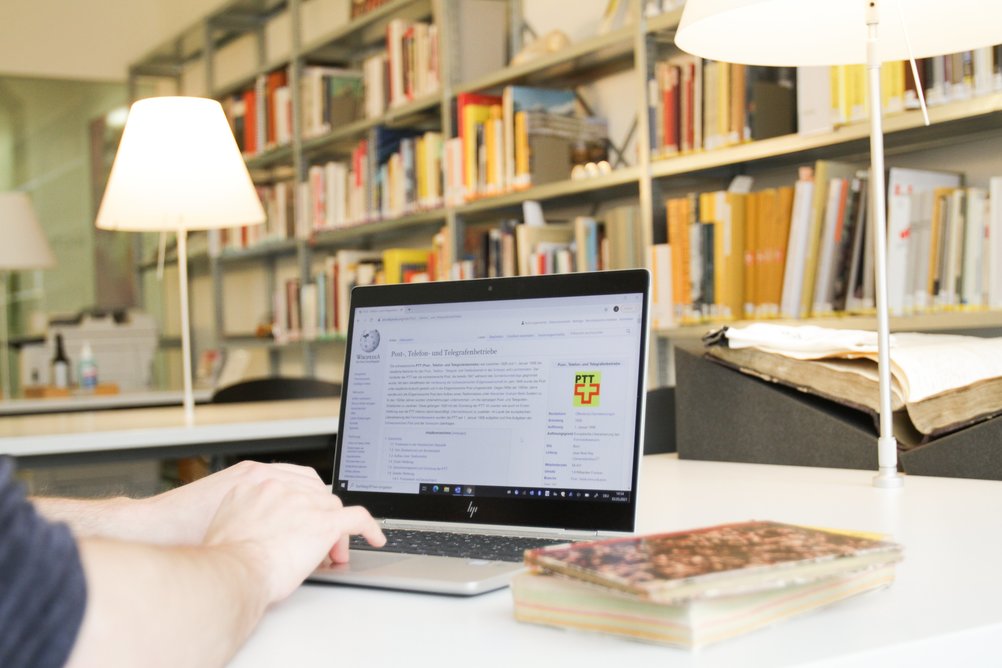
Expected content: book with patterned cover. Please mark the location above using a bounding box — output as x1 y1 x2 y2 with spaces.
523 520 902 604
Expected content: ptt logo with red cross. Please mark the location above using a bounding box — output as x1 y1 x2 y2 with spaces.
573 371 601 407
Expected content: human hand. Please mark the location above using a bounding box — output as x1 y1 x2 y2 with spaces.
141 460 331 545
203 477 386 604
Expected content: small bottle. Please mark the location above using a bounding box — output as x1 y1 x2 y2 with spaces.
78 341 98 391
51 333 70 389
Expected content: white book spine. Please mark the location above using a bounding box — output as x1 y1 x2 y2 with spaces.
962 188 986 306
943 190 966 307
387 19 406 108
780 179 814 319
990 177 1002 308
324 162 338 229
649 243 674 330
797 66 834 136
886 180 913 315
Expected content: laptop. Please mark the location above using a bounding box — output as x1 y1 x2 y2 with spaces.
310 269 650 595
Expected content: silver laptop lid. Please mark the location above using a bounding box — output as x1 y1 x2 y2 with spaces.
333 270 650 533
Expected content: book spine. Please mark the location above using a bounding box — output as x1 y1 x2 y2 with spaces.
990 177 1002 309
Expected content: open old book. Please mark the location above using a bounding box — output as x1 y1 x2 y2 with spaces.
704 323 1002 442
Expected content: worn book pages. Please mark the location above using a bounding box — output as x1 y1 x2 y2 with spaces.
711 324 1002 439
512 564 896 649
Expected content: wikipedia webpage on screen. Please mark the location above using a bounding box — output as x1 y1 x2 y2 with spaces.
339 295 644 495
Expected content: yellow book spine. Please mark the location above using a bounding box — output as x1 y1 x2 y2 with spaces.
463 105 490 194
514 110 529 186
727 192 747 320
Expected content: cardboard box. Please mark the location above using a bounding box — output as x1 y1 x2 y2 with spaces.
674 344 1002 480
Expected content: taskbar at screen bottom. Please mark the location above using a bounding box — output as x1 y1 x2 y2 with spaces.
336 480 630 503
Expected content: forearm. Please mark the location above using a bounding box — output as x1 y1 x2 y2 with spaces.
32 495 154 542
67 537 268 668
33 461 337 546
32 494 197 545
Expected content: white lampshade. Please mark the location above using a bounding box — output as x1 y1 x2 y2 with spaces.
95 96 265 232
676 0 1002 66
0 192 57 270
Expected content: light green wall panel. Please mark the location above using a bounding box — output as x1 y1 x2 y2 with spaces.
0 75 127 324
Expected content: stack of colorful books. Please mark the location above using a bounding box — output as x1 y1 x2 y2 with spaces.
512 520 903 649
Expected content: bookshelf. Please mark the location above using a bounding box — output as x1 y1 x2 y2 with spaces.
129 0 1002 385
650 91 1002 181
456 166 643 217
661 310 1002 341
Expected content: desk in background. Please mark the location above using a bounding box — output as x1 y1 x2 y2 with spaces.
0 388 214 417
232 454 1002 667
0 397 339 468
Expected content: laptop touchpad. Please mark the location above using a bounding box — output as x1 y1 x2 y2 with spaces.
326 551 411 572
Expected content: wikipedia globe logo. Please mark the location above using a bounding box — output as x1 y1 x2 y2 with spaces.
359 328 381 353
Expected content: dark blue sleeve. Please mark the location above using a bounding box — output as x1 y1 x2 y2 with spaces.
0 457 87 668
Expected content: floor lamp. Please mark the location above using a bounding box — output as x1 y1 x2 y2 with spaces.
96 97 265 425
675 0 1002 488
0 192 57 400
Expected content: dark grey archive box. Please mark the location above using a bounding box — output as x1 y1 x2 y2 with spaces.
673 344 1002 481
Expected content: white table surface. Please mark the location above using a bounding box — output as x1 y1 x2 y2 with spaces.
231 454 1002 667
0 388 214 416
0 398 340 458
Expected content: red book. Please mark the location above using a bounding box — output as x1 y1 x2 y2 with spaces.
403 25 416 100
353 139 367 188
684 62 696 152
243 88 257 154
662 65 680 155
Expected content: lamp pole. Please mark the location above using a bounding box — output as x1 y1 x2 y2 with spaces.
0 272 9 400
177 228 195 426
866 0 904 488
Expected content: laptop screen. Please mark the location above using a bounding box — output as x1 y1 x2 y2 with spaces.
333 270 649 533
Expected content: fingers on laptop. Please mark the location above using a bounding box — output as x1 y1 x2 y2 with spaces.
327 505 386 564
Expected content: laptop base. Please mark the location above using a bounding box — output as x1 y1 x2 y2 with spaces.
309 551 522 596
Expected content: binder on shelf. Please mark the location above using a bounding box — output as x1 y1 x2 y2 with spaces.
448 0 507 84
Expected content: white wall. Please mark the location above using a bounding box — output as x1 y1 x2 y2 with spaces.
0 0 230 82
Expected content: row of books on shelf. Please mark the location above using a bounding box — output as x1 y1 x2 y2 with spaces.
653 161 1002 328
222 17 439 156
362 18 440 118
808 47 1002 130
218 129 446 251
266 204 647 340
212 182 298 254
650 59 797 157
305 128 446 229
454 88 609 202
905 46 1002 108
649 44 1002 160
272 247 435 342
456 206 645 280
222 68 291 156
224 89 614 245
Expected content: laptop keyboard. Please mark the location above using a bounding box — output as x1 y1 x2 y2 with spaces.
350 529 572 563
